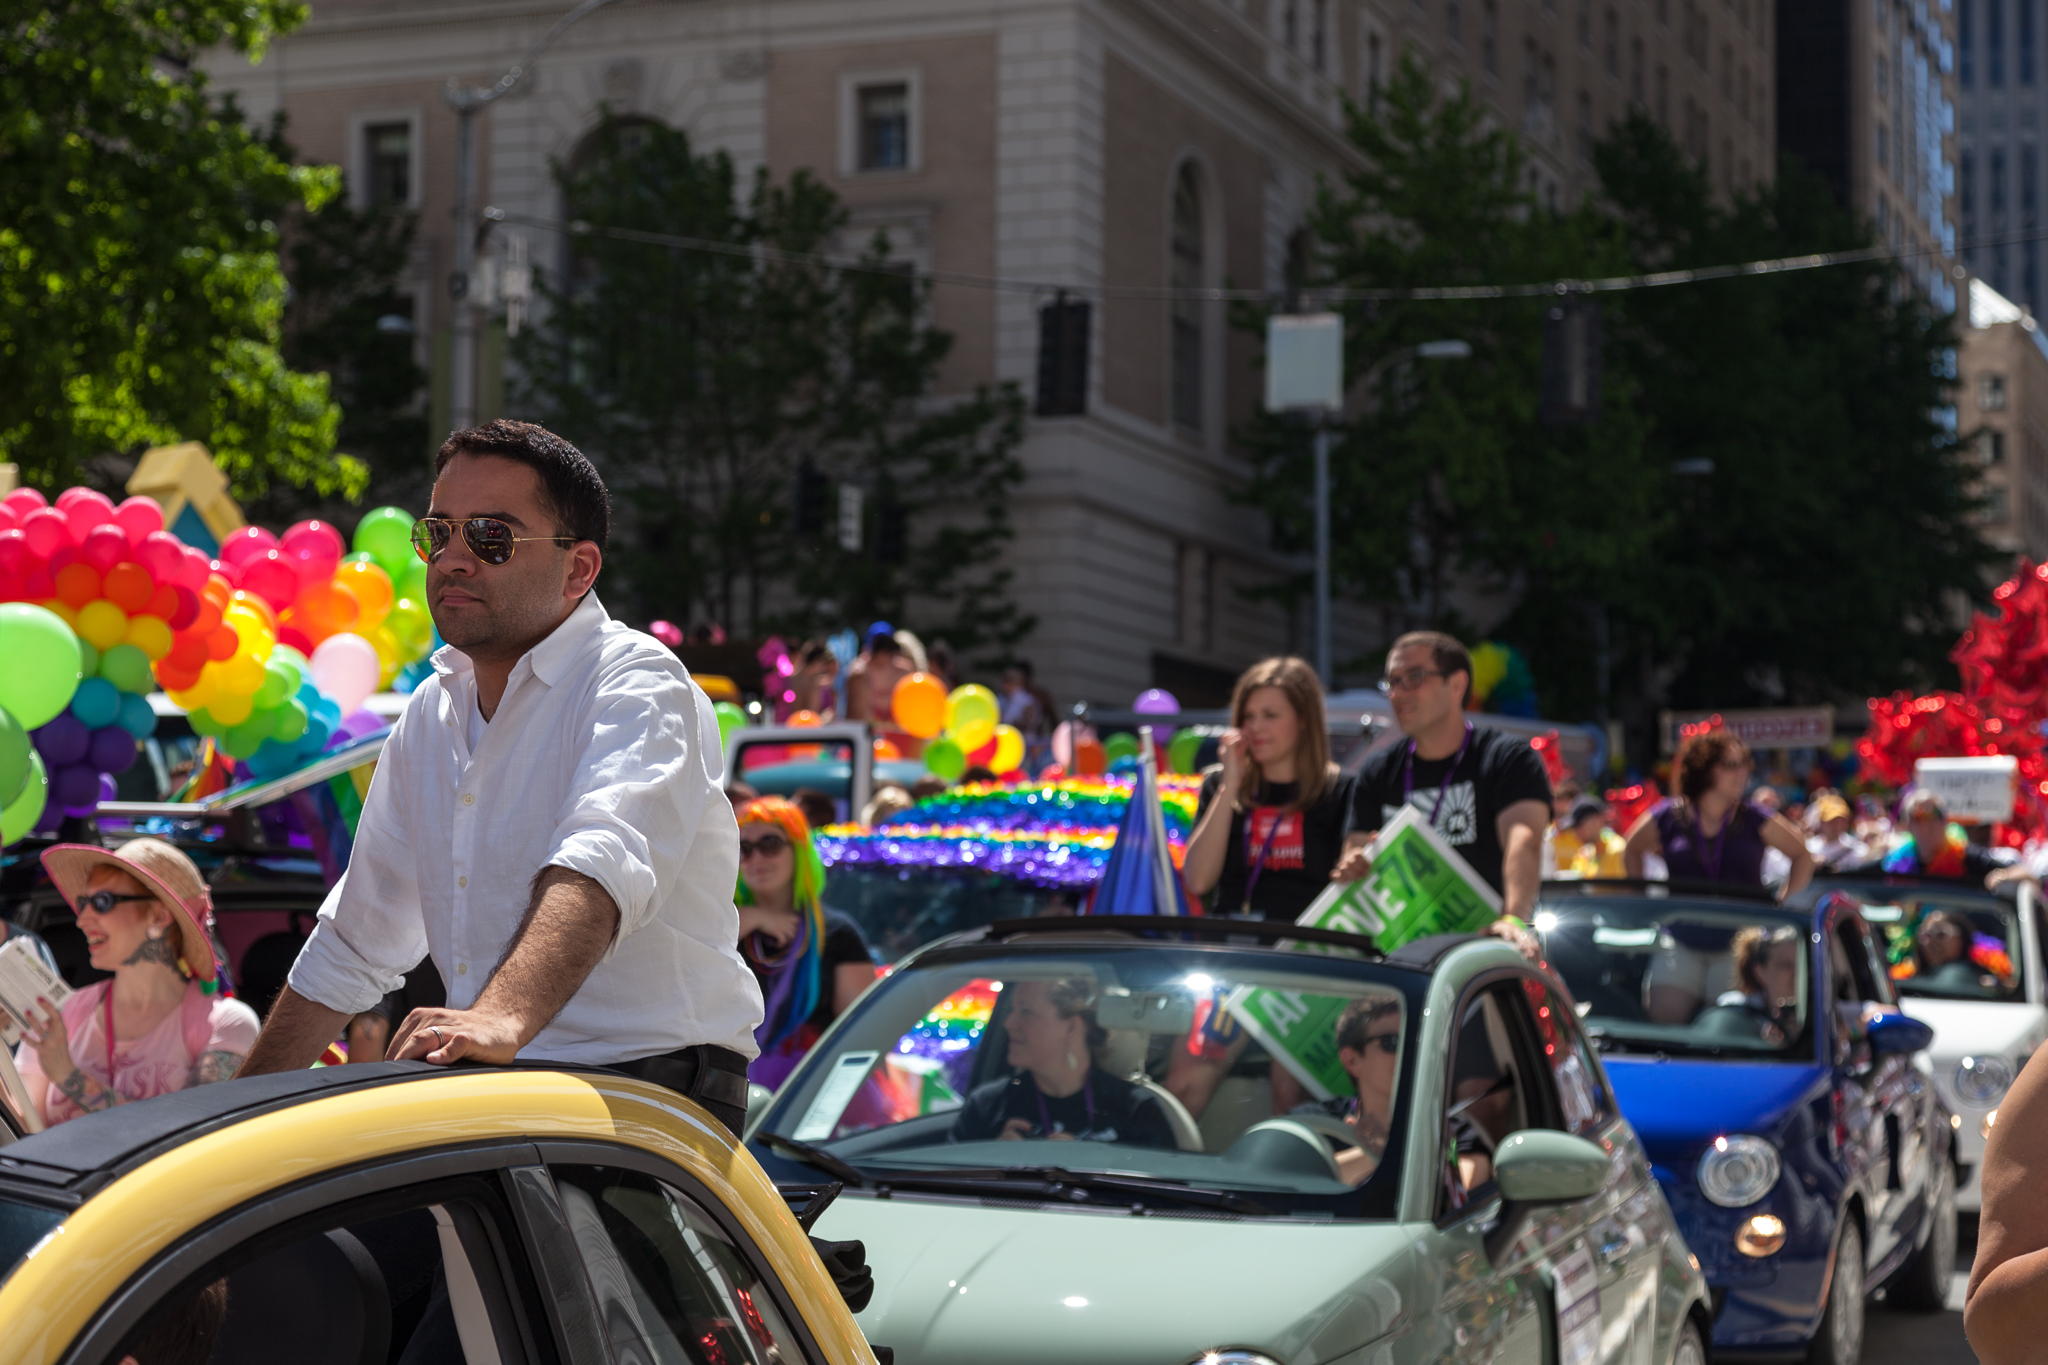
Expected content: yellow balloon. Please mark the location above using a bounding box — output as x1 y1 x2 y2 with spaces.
77 599 130 652
125 613 174 661
217 650 266 698
168 678 214 711
42 599 81 632
990 724 1025 774
336 559 395 632
946 684 1000 752
209 690 254 726
223 602 275 659
387 597 433 656
371 623 402 688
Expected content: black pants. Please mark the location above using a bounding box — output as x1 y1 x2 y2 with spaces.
609 1043 752 1136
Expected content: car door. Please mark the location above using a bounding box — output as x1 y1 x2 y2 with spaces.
1824 898 1913 1272
1415 974 1599 1365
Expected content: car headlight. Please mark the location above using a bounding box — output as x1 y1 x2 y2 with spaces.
1189 1354 1284 1365
1956 1056 2016 1107
1698 1135 1781 1208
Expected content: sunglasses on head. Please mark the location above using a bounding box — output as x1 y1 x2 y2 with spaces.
75 890 154 916
413 516 577 567
739 833 791 860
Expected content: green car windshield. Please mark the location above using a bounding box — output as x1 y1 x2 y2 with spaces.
755 942 1418 1219
1535 894 1812 1057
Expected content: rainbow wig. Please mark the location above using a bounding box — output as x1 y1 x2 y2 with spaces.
736 797 829 1051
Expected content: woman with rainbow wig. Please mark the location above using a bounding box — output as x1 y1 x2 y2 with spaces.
735 797 879 1088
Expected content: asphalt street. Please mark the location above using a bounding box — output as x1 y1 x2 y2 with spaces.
1864 1219 1978 1365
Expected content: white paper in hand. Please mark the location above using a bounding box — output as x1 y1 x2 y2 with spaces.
0 937 70 1049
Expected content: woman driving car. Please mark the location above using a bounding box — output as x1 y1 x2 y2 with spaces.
1332 997 1402 1185
951 978 1177 1148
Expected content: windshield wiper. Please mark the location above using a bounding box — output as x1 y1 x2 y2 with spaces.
756 1132 871 1188
863 1165 1271 1216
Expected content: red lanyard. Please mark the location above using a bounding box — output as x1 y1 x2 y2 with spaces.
1240 805 1285 913
101 986 117 1089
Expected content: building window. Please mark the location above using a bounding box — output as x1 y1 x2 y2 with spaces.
365 122 411 208
1365 32 1384 103
1985 484 2012 523
857 83 910 170
1604 8 1620 74
1447 0 1462 47
1963 148 1978 241
1720 41 1733 97
1982 429 2009 463
1314 0 1329 69
1877 54 1889 106
1878 123 1890 173
1992 0 2007 87
1484 1 1500 74
1963 0 1976 88
1579 91 1594 162
1982 374 2010 410
1656 63 1670 124
2026 0 2038 84
1631 37 1645 101
1170 165 1205 433
1740 65 1750 120
1579 0 1593 48
1994 146 2010 219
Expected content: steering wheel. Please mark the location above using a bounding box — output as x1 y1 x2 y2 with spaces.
1284 1110 1371 1151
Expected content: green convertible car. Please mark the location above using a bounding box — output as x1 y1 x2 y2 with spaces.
748 917 1710 1365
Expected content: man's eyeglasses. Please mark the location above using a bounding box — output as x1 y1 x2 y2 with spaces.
1377 668 1446 694
1356 1031 1402 1055
738 833 791 860
413 517 577 567
75 891 155 916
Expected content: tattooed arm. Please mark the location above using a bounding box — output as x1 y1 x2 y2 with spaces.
53 1066 123 1113
191 1051 245 1085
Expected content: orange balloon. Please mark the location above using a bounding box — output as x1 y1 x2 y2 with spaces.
787 709 823 728
891 672 948 738
873 737 902 760
200 574 233 612
334 559 394 631
103 561 155 613
54 562 102 609
1073 736 1107 776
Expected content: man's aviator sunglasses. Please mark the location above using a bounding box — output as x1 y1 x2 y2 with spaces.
413 517 578 566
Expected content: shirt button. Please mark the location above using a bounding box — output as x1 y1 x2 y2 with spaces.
458 875 468 888
463 793 474 805
458 963 468 976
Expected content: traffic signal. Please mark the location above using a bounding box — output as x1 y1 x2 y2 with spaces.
1036 295 1091 416
1540 298 1601 425
793 462 829 537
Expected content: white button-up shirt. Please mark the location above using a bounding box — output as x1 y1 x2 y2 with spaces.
289 593 763 1062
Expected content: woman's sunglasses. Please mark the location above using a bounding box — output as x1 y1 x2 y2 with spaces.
75 891 155 916
412 517 578 567
738 833 791 860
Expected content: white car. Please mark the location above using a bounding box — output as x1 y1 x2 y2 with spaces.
1824 874 2046 1210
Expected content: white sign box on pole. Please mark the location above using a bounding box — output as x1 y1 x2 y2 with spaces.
1265 313 1345 412
1914 755 2018 824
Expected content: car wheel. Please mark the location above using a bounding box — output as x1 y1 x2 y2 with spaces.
1888 1156 1958 1312
1807 1217 1866 1365
1672 1315 1708 1365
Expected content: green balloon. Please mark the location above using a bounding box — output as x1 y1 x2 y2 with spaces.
272 698 309 743
272 644 309 692
1168 727 1204 776
0 708 28 809
188 707 225 738
353 505 416 579
1102 731 1140 763
223 718 271 759
0 751 48 846
75 638 99 680
397 554 428 601
99 643 155 695
714 701 747 752
255 659 294 709
924 736 966 781
0 604 83 729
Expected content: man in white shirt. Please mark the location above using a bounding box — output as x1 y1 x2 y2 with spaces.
241 420 763 1132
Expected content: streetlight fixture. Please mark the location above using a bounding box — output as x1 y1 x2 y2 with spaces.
1266 320 1470 685
444 0 628 434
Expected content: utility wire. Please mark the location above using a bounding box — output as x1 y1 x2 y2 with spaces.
485 206 2024 305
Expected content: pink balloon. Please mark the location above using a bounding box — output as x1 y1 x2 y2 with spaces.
280 521 342 587
137 530 185 582
283 519 346 557
0 504 16 535
241 548 300 609
2 488 47 518
310 632 383 715
174 546 212 592
649 620 683 648
55 486 105 511
21 507 74 557
219 525 278 570
60 489 116 542
79 524 128 575
113 496 164 547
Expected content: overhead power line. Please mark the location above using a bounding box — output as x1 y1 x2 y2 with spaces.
484 206 2022 305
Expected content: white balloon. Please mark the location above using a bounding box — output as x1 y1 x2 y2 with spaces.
310 632 382 715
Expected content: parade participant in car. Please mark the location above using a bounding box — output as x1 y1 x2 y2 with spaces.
1702 925 1803 1044
1903 908 2004 996
1804 792 1867 870
951 977 1176 1147
1332 996 1402 1185
1184 656 1356 921
15 839 259 1128
241 421 762 1134
1337 632 1552 921
1869 789 2007 884
736 798 879 1089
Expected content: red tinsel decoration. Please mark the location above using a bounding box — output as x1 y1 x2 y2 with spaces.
1528 729 1572 788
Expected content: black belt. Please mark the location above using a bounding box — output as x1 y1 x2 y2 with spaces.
610 1043 753 1115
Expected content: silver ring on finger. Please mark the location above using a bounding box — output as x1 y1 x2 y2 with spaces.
429 1025 445 1044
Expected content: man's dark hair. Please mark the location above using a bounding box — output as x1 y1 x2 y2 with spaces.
435 419 610 549
1388 630 1474 708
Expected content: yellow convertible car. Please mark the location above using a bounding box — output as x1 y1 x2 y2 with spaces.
0 1061 880 1365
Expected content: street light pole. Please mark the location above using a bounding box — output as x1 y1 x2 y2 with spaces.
443 0 626 435
1314 421 1332 684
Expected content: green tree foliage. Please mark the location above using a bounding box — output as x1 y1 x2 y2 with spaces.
0 2 363 500
1250 55 1993 747
518 115 1031 655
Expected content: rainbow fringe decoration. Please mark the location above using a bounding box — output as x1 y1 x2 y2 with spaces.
815 775 1203 889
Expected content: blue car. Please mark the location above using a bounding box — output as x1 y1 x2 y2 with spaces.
1536 881 1955 1364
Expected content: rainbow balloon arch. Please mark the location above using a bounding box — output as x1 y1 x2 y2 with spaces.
0 488 441 845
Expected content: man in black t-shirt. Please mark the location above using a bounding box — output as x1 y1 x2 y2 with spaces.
1337 632 1552 920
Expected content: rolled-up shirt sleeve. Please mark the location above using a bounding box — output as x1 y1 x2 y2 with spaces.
288 715 430 1016
545 659 720 956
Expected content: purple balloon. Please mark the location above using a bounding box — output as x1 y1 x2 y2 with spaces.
34 714 90 767
337 707 388 743
1131 688 1181 716
99 772 118 802
88 726 138 775
51 762 99 811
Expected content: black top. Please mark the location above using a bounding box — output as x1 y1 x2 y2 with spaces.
1351 726 1553 894
1196 769 1357 921
747 909 874 1037
949 1068 1178 1148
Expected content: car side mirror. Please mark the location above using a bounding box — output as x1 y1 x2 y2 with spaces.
1494 1130 1610 1203
1867 1011 1935 1058
744 1083 775 1137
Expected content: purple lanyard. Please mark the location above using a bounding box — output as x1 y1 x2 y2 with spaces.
1695 805 1733 880
1240 805 1285 913
1404 723 1475 825
1035 1073 1096 1136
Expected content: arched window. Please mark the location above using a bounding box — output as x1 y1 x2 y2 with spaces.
1170 165 1204 432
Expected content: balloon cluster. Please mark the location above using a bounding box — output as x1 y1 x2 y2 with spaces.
0 604 84 843
891 676 1027 781
1467 642 1539 717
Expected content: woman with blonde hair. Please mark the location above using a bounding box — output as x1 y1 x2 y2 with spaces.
734 797 877 1088
1183 656 1355 921
15 838 259 1128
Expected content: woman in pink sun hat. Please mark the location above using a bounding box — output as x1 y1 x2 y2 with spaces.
14 838 259 1128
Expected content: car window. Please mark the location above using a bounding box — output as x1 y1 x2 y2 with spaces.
1522 976 1613 1138
105 1177 537 1365
1858 891 2025 1003
551 1165 807 1365
733 737 855 811
819 865 1068 963
1438 984 1533 1217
